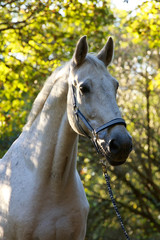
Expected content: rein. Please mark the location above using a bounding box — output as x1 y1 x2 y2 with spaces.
72 84 131 240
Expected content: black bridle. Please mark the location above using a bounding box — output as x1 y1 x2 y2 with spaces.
72 85 126 155
72 84 131 240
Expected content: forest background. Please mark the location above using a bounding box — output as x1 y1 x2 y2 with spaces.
0 0 160 239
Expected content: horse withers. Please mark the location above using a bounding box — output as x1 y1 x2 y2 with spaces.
0 36 132 240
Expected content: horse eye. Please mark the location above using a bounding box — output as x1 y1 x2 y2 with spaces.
79 84 90 94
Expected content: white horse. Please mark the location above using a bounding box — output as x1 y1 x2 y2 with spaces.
0 36 132 240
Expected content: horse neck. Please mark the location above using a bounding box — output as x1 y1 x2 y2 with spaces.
23 64 78 187
51 111 78 187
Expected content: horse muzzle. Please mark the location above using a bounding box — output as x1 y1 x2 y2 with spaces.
98 126 133 166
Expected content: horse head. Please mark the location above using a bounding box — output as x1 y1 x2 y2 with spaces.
67 36 132 166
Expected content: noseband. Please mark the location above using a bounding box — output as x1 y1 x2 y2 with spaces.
72 85 126 155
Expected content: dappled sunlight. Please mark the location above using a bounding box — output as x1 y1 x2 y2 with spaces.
0 184 11 213
0 161 11 221
29 142 42 169
0 217 4 238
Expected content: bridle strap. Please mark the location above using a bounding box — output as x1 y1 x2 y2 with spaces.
72 85 93 139
75 108 94 133
95 118 126 134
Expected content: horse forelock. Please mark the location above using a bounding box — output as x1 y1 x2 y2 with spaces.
24 63 70 131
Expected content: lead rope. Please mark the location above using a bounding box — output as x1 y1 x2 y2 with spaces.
100 160 131 240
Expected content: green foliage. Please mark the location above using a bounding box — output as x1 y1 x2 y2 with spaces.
0 1 160 239
0 0 114 156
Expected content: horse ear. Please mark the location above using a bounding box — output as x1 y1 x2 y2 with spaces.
72 36 88 66
97 37 114 67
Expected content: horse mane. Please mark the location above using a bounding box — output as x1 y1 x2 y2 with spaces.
23 62 70 131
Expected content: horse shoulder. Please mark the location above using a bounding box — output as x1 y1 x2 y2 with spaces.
31 172 89 240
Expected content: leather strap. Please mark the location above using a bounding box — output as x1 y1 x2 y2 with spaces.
95 118 126 134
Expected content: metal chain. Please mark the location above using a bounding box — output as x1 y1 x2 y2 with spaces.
101 163 131 240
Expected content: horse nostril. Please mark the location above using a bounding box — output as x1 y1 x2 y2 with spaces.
108 139 120 154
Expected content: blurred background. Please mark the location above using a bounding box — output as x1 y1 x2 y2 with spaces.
0 0 160 239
